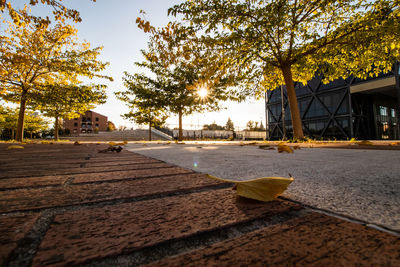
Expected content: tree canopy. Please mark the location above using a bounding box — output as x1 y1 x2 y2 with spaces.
0 106 48 139
0 19 112 141
1 0 95 26
169 0 400 139
31 79 107 139
203 122 225 130
225 117 234 131
117 18 244 140
117 86 168 141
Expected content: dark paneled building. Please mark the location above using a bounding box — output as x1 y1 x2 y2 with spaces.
63 110 107 135
266 63 400 140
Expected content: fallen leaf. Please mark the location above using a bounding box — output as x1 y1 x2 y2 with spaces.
357 140 373 146
7 145 24 150
278 144 294 153
208 174 294 202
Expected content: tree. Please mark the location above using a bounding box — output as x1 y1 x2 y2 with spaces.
170 0 400 139
107 121 116 131
246 120 255 131
117 84 168 141
124 106 168 141
24 111 48 139
0 106 18 139
203 122 225 130
225 117 234 131
118 18 243 141
32 80 107 140
1 0 93 26
0 20 112 141
0 107 48 139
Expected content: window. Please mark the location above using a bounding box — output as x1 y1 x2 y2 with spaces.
74 122 78 127
95 123 99 127
391 108 396 117
96 117 99 121
380 106 388 116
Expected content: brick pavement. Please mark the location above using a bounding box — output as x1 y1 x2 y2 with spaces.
0 143 399 266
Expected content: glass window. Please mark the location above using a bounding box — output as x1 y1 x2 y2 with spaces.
298 98 310 117
74 122 78 127
391 108 396 117
319 91 348 115
305 99 328 118
380 106 388 116
96 117 99 121
95 123 99 127
269 104 281 121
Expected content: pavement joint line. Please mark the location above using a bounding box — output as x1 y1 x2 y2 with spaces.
0 183 233 215
0 165 181 179
0 158 162 170
279 196 400 237
4 210 55 267
0 171 198 191
70 171 198 186
79 208 310 267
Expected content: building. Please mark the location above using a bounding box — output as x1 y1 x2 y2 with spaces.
63 110 108 135
265 63 400 140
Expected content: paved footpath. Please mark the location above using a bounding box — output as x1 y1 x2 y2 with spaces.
0 143 399 266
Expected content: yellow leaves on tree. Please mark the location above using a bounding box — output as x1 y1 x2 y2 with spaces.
0 18 111 141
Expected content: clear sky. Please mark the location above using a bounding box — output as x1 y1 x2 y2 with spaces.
12 0 266 130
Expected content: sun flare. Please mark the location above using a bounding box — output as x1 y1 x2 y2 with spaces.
197 87 208 98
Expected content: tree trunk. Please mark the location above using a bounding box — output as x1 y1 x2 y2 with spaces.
16 90 28 142
11 129 15 140
54 115 59 140
281 65 304 139
178 110 183 141
30 132 33 139
148 121 152 141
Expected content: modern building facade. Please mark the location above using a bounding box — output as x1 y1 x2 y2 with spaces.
265 63 400 140
63 110 107 135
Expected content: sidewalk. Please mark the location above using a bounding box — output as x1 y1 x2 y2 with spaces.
0 143 399 266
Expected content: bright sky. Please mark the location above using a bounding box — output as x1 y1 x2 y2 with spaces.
12 0 266 130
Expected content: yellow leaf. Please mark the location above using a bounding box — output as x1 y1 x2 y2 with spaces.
356 140 373 146
7 145 24 150
208 175 294 202
277 144 294 153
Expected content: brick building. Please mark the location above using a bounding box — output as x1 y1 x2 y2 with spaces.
63 111 107 135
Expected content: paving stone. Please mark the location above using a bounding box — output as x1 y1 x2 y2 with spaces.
149 212 400 267
0 214 39 265
0 173 224 213
0 155 151 168
0 159 162 172
32 189 302 266
0 164 186 189
72 166 192 183
0 160 177 178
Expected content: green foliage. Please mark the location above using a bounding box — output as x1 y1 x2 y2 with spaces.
203 122 225 130
169 0 400 138
225 117 234 131
117 18 244 140
0 106 48 139
0 18 112 141
246 120 266 131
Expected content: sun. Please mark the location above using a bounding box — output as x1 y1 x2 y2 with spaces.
197 87 208 98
